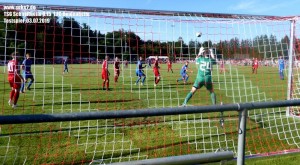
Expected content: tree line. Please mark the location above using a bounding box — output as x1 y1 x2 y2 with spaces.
1 11 298 62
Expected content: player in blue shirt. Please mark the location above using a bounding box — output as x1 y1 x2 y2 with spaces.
147 58 152 68
278 56 285 80
20 53 34 93
63 58 69 74
135 56 146 86
177 61 190 84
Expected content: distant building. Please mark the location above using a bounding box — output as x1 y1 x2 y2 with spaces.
147 56 169 60
147 56 169 63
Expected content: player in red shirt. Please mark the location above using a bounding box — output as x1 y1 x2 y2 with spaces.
251 58 255 73
102 56 110 90
219 59 226 74
153 56 160 87
114 57 120 83
167 59 173 73
252 58 259 74
7 52 24 109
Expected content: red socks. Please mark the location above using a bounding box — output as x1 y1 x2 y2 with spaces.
10 89 15 100
13 91 19 105
10 89 19 105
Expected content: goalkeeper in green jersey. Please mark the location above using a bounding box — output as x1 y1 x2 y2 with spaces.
182 47 216 106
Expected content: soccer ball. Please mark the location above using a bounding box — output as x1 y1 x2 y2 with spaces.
196 32 202 37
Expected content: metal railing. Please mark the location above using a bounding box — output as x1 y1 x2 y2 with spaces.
1 99 300 165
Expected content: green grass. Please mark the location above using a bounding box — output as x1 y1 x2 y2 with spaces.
0 63 300 164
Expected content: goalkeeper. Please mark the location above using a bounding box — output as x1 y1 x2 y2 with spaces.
182 47 216 106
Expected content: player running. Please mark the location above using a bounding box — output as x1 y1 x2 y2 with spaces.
252 58 258 74
114 57 120 83
20 53 34 93
102 56 110 90
278 56 285 80
7 52 24 109
63 58 69 74
153 56 160 87
167 59 173 73
177 61 190 84
135 56 146 86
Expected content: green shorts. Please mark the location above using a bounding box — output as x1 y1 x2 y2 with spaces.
193 76 213 90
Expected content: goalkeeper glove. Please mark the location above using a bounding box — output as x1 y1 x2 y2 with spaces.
198 47 205 56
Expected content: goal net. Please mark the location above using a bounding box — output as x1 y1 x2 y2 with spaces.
0 3 300 164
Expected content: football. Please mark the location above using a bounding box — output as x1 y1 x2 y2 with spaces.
196 32 202 37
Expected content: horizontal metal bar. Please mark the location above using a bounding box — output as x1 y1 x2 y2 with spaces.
109 151 234 165
0 99 300 125
0 2 290 20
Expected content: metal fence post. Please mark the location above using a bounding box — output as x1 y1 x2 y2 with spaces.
286 19 296 117
237 108 247 165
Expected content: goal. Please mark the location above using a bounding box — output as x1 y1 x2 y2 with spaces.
0 3 300 164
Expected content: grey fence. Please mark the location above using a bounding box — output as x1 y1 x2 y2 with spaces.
1 100 300 165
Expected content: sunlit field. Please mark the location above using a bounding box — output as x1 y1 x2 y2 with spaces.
0 62 299 164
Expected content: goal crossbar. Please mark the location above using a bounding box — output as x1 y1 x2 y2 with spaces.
0 2 295 20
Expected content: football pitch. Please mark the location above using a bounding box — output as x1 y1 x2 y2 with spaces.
0 63 299 164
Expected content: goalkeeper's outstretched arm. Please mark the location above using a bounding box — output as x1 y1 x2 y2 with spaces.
195 47 205 65
209 48 216 59
197 47 205 58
